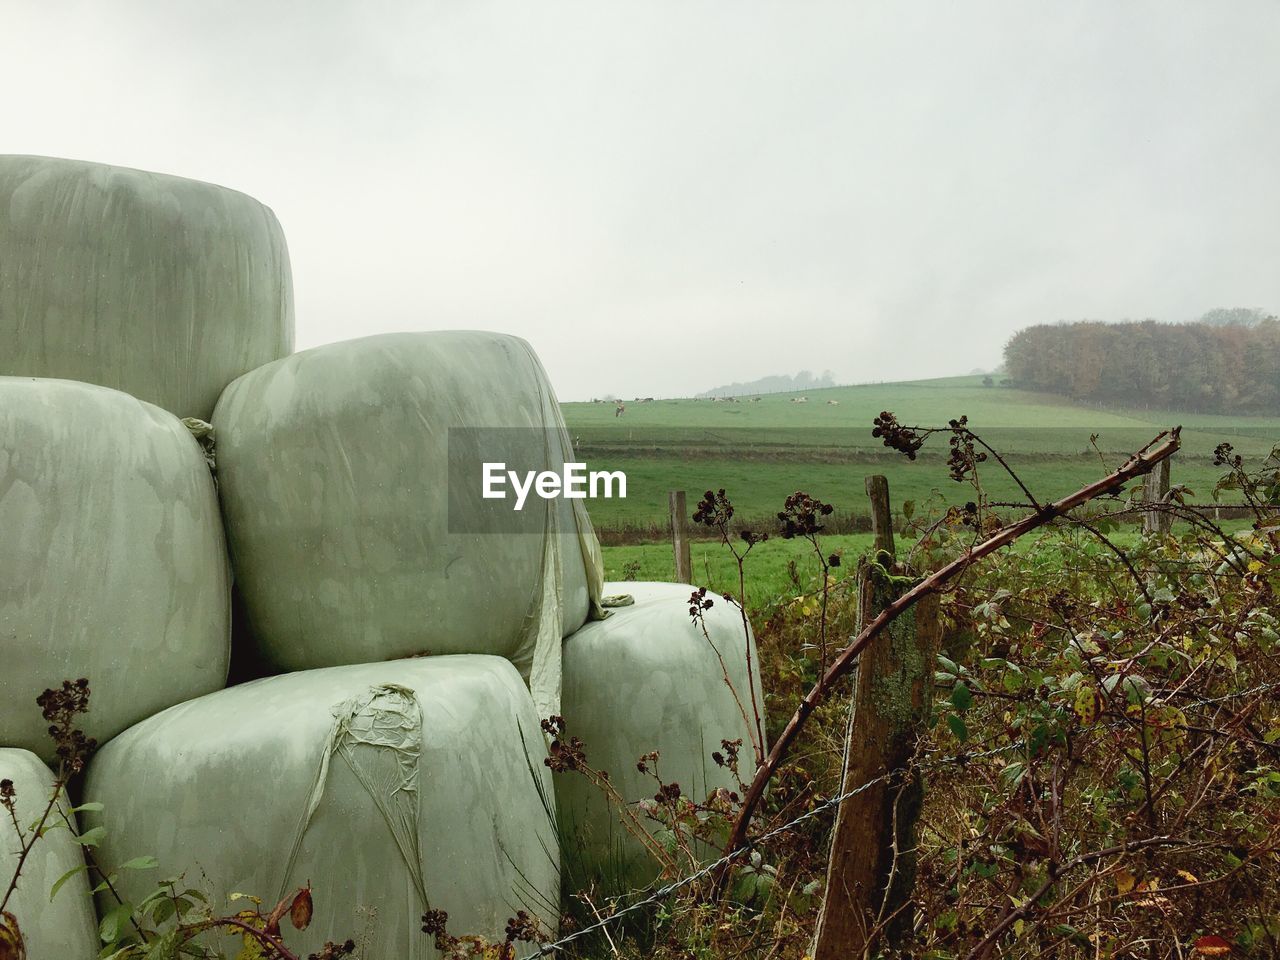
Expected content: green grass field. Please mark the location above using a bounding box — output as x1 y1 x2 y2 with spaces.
599 521 1257 614
564 376 1279 535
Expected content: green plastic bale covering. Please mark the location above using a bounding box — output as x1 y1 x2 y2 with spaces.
557 581 765 895
82 656 560 959
0 154 294 421
0 748 99 959
0 378 230 761
212 331 604 716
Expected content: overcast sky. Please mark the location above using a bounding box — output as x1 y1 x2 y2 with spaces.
5 2 1278 400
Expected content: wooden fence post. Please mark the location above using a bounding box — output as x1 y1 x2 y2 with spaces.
1144 455 1172 535
865 474 895 555
813 477 940 959
670 490 692 583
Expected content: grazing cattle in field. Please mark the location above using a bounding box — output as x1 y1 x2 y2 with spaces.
615 401 625 417
827 399 839 405
750 396 762 402
791 396 808 403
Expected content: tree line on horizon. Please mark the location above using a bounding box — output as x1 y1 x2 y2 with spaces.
1003 311 1280 414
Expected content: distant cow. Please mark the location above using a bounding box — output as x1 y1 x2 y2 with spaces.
827 399 839 405
791 396 808 403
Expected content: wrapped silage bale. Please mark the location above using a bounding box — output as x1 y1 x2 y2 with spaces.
83 657 560 959
0 749 99 960
557 581 765 895
0 378 230 760
0 154 293 421
213 331 604 714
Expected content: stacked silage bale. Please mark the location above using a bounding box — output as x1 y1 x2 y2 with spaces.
0 155 284 959
0 749 99 960
82 330 603 953
0 155 294 421
0 378 231 760
0 152 768 956
84 658 560 959
210 330 604 716
557 581 765 896
0 386 227 959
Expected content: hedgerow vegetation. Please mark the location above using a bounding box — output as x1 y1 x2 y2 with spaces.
549 420 1280 959
2 419 1276 960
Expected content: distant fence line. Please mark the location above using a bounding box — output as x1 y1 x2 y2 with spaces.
595 502 1263 546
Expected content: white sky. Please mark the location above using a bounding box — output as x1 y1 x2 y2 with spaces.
4 1 1278 400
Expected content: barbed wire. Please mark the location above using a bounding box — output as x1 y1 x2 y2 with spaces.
1177 679 1280 708
520 677 1280 958
518 741 1021 958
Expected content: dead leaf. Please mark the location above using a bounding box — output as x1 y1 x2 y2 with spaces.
0 912 26 960
1115 868 1136 895
1193 934 1232 956
290 884 313 931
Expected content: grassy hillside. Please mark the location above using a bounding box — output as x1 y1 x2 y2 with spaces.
563 376 1279 535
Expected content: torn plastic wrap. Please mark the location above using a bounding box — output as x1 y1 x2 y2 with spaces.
0 748 99 960
557 581 765 895
212 331 604 716
0 378 230 761
0 155 294 421
83 657 560 959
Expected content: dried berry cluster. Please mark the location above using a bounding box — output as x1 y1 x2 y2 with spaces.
872 411 924 459
652 782 682 805
777 491 834 539
541 715 588 774
688 586 714 624
35 678 96 773
945 416 988 482
422 906 542 957
307 939 355 959
692 488 734 528
636 749 660 774
710 737 740 771
503 910 542 945
1213 441 1243 468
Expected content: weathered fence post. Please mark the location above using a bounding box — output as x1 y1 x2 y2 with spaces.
865 474 895 555
813 476 940 959
669 489 692 583
1143 455 1172 535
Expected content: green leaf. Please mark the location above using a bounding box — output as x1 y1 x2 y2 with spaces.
99 902 135 944
143 929 182 960
147 897 176 924
50 863 90 901
77 825 108 848
73 801 105 814
950 681 973 712
947 714 969 742
119 856 159 871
